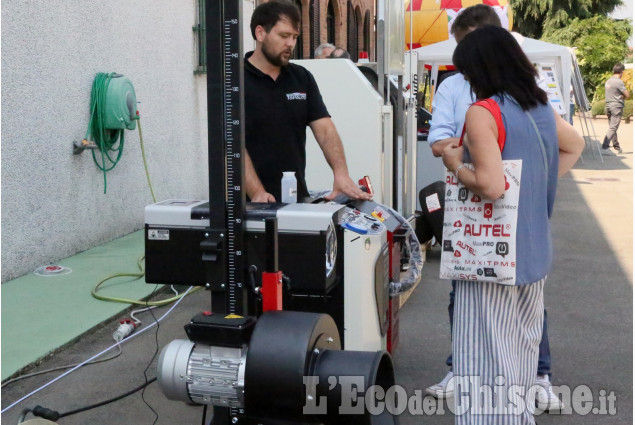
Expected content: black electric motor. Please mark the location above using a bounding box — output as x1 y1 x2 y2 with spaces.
158 310 399 425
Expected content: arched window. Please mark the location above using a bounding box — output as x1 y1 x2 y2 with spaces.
327 1 335 44
363 10 371 55
292 0 304 59
309 0 320 58
347 1 358 61
355 6 363 61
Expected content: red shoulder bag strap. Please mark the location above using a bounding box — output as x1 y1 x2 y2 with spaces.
459 98 506 152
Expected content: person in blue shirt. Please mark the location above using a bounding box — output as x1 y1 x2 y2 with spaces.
425 5 565 412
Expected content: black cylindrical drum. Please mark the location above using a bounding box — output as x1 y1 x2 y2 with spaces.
313 349 398 425
245 311 341 420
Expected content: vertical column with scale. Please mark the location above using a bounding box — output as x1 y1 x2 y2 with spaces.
206 0 247 316
223 0 247 316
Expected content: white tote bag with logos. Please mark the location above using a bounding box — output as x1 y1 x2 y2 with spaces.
439 98 546 285
439 161 522 284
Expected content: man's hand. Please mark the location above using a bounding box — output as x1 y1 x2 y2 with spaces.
441 142 464 172
244 150 276 202
325 173 373 201
431 137 460 157
250 190 276 203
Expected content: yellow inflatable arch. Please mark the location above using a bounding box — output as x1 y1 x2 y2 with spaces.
405 0 513 49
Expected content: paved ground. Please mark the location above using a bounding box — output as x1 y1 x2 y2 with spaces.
1 116 632 425
395 115 633 425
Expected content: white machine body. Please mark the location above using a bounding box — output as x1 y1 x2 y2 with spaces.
145 200 391 353
343 228 389 352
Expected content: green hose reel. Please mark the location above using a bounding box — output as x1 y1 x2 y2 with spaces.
81 72 139 193
102 74 137 131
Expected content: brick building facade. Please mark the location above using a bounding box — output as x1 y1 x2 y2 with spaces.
260 0 376 62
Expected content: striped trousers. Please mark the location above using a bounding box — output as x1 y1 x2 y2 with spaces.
452 278 545 425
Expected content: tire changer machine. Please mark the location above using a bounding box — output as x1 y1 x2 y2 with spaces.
143 2 405 424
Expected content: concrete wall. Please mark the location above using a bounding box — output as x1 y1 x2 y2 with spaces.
1 1 255 281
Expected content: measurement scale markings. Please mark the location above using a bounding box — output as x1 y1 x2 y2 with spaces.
222 9 243 314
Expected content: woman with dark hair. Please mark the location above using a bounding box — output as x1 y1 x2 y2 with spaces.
441 26 583 425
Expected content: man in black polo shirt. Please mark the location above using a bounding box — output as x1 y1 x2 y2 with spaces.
244 1 371 203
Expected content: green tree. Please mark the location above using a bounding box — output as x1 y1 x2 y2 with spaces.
542 15 631 100
510 0 623 39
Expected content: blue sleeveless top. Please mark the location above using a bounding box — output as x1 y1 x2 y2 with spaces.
464 95 559 285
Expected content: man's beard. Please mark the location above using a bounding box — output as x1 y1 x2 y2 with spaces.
262 42 292 67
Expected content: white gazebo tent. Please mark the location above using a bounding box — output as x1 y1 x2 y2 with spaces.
412 34 575 205
413 33 573 121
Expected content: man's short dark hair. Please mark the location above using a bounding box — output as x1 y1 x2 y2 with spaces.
250 1 301 40
451 4 502 35
613 63 626 74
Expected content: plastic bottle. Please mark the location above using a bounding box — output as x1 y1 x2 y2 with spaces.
281 171 297 203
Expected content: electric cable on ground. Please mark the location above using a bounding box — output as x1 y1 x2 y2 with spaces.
62 377 158 420
1 286 196 414
141 285 161 425
11 76 162 419
17 377 158 423
91 255 201 305
129 286 179 325
1 345 122 389
201 405 208 425
130 306 156 325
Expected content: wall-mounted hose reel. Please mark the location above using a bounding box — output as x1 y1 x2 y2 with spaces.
74 72 138 193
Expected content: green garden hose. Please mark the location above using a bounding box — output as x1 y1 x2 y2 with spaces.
86 72 140 194
86 73 124 193
137 117 157 203
91 255 200 305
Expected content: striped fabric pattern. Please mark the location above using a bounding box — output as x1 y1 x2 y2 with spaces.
453 278 545 425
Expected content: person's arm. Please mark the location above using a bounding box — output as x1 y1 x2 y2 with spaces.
431 137 459 157
308 117 372 201
428 79 460 157
553 109 584 177
441 106 505 200
244 150 276 202
617 78 630 99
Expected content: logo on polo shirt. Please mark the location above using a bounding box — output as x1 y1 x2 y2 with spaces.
286 92 307 100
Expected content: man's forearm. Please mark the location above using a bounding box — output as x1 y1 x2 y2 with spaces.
309 117 373 201
431 137 460 157
311 118 349 176
244 150 268 198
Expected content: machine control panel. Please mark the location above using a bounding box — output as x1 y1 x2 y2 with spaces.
340 208 386 235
